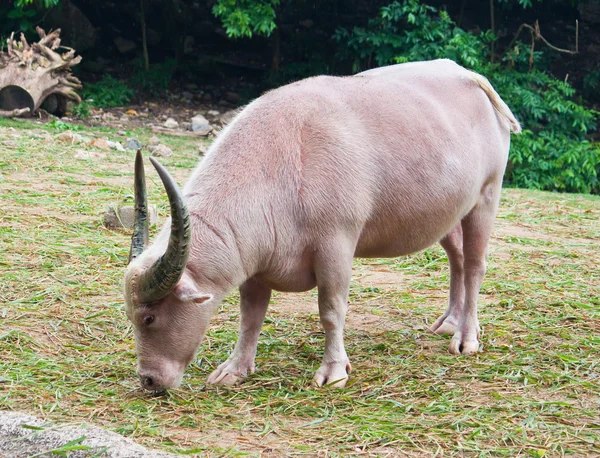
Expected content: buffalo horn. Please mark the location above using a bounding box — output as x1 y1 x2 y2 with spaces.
128 150 149 263
136 156 191 303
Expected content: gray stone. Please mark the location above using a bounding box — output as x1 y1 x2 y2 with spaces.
184 35 195 55
579 0 600 24
124 138 143 150
104 204 158 229
0 410 176 457
75 150 106 160
225 91 241 104
148 136 161 146
198 143 209 155
163 118 179 129
44 1 97 52
149 144 173 158
114 37 137 54
219 109 237 126
56 130 84 144
107 141 125 152
191 114 212 135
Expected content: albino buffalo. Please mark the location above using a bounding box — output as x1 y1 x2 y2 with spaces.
124 59 521 392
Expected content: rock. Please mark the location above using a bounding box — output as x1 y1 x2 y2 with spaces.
163 118 179 129
75 150 106 160
82 58 106 73
88 138 111 150
149 144 173 158
124 138 143 150
191 114 212 135
114 37 137 54
207 110 220 117
225 91 241 104
44 1 97 52
184 35 195 54
0 410 177 458
104 204 158 229
55 130 83 144
219 110 237 126
579 0 600 24
107 140 125 152
148 135 160 146
198 143 209 155
146 28 160 46
182 91 194 102
202 93 213 103
120 114 129 122
102 112 116 121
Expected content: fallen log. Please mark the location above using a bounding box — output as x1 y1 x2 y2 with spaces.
0 27 82 117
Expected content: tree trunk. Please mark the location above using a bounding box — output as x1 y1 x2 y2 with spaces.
0 27 82 117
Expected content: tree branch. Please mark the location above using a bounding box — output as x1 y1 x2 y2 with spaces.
507 20 579 56
0 108 30 118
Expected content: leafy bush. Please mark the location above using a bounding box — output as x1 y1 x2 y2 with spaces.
131 58 177 92
72 101 91 119
48 118 81 131
81 76 135 108
334 0 600 194
0 0 60 36
212 0 279 38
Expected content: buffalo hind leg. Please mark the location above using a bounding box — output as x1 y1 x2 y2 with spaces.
430 224 465 336
448 184 500 355
207 279 271 385
313 237 354 388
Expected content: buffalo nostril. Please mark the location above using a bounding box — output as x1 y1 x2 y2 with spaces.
144 376 153 387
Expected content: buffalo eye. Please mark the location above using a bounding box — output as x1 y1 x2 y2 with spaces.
143 315 154 326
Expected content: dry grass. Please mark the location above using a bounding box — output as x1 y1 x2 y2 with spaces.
0 118 599 457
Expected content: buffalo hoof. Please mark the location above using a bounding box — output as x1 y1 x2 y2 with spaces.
429 314 458 335
207 359 254 386
448 330 480 355
313 361 351 388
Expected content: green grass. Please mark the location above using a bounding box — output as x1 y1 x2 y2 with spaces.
0 118 599 456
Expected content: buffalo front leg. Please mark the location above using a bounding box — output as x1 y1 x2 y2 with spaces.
430 224 465 336
207 279 271 385
448 184 501 355
313 239 354 388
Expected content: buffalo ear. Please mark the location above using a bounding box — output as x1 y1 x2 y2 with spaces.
185 293 213 305
173 278 213 304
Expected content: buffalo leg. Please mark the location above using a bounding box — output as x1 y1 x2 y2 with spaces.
207 279 271 385
448 184 500 355
430 224 465 335
313 238 354 388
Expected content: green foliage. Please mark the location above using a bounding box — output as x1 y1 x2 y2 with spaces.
131 58 177 92
14 0 60 7
212 0 279 38
335 0 600 194
509 131 600 194
81 76 135 108
0 0 60 36
48 118 81 131
72 101 91 119
583 66 600 101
